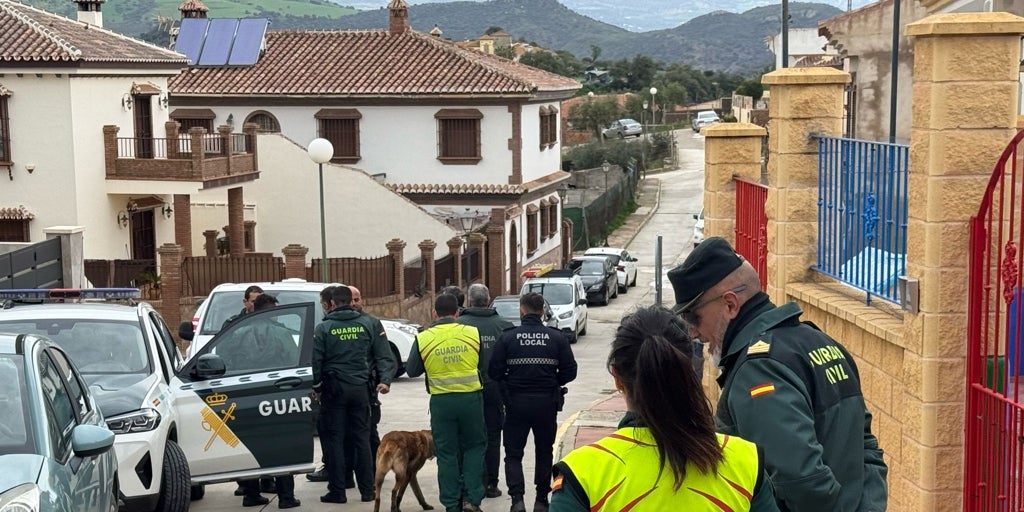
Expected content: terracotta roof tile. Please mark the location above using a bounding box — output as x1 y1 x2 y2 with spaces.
387 171 570 195
0 0 187 64
169 29 580 97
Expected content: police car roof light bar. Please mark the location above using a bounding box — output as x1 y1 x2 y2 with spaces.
0 288 142 300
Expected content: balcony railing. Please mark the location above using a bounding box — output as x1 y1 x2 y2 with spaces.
815 135 909 305
103 124 259 185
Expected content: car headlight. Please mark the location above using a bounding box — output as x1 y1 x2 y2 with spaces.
558 311 572 319
106 408 161 434
588 284 603 292
0 484 39 512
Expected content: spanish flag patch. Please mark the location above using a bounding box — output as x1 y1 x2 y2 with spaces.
552 475 563 491
750 382 776 398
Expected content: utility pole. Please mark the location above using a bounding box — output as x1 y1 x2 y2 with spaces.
889 0 901 143
781 0 789 68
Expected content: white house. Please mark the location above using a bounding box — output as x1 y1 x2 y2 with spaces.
167 0 581 294
765 27 839 70
0 0 263 266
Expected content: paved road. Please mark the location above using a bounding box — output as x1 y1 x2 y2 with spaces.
188 129 706 512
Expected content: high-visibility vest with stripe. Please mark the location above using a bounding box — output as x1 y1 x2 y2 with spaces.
560 428 760 511
418 323 483 394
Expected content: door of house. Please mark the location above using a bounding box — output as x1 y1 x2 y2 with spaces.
131 209 155 260
133 95 154 159
965 129 1024 511
734 178 768 290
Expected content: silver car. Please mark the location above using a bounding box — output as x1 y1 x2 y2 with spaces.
692 110 720 133
603 118 643 138
491 295 559 328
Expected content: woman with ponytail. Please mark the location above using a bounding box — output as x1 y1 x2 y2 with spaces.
548 306 778 511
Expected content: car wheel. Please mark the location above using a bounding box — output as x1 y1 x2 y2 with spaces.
620 281 628 294
579 320 587 336
155 441 190 512
612 284 618 299
617 132 624 139
108 475 119 512
630 272 638 287
190 485 205 501
601 288 610 306
390 344 406 379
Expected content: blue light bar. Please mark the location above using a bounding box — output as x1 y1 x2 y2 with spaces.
0 288 141 300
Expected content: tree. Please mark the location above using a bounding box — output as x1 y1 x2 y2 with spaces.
735 79 764 101
495 45 516 60
568 97 623 140
484 26 505 35
587 45 602 65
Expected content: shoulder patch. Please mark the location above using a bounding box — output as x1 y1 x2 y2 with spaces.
749 382 776 398
747 340 771 355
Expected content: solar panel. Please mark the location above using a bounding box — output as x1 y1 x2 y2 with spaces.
197 18 240 66
174 18 210 65
227 18 268 66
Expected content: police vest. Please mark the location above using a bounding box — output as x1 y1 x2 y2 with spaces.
561 429 760 511
418 323 483 394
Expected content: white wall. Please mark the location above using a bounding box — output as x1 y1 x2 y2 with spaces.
520 103 564 184
193 134 457 261
188 203 256 255
766 28 835 69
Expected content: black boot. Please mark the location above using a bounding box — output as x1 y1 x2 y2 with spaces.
510 496 527 512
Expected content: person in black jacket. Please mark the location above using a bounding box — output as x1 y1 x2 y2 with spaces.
489 292 577 512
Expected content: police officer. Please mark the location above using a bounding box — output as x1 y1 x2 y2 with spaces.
344 285 385 488
307 285 337 483
405 293 486 512
668 237 887 512
490 292 577 512
313 285 395 504
457 283 514 499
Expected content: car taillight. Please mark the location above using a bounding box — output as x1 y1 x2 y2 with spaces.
616 265 625 271
191 316 199 330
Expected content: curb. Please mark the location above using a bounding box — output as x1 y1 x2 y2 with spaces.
623 178 663 251
552 410 581 460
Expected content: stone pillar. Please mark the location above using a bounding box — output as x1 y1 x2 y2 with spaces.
164 121 180 159
173 194 192 256
102 125 118 176
419 240 437 297
243 122 259 171
387 239 406 297
467 233 486 286
282 244 308 279
44 226 84 289
157 243 183 338
227 187 244 257
447 237 464 287
202 230 219 257
761 67 849 304
218 124 233 176
900 12 1024 512
562 218 574 265
189 127 206 179
486 213 507 295
702 122 767 246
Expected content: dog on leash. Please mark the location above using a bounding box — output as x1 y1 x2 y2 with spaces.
373 430 436 512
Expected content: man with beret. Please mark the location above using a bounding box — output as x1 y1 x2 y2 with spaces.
668 236 887 512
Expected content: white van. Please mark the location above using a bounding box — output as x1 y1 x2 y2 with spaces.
520 269 588 343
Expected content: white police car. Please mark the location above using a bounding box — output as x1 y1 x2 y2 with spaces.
0 288 319 511
182 280 417 377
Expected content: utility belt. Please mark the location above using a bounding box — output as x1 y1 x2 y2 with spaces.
505 386 569 411
322 371 378 402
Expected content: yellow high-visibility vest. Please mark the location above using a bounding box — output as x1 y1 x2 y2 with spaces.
418 323 482 394
560 429 760 511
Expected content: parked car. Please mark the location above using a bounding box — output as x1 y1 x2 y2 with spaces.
520 269 588 343
567 255 619 305
584 247 639 292
693 208 705 247
183 279 418 378
490 295 559 328
603 118 643 139
0 333 119 512
692 110 720 133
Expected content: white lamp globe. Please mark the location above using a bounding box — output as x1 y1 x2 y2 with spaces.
649 87 657 96
307 138 334 164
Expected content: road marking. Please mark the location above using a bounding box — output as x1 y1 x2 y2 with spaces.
552 411 581 460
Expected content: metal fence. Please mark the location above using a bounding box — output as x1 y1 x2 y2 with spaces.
310 255 396 299
182 255 283 296
735 178 768 290
815 136 909 304
84 258 156 288
563 160 640 250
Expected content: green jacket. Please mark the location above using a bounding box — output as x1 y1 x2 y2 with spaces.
456 307 514 387
313 307 395 389
714 293 887 512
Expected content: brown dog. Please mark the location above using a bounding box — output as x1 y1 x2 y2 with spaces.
373 430 436 512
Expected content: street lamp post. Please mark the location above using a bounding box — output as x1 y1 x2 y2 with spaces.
641 101 649 171
649 87 658 126
602 160 611 246
307 138 334 283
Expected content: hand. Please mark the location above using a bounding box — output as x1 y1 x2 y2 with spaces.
376 383 390 395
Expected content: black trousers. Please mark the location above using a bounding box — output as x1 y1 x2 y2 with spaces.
503 391 559 499
238 476 293 499
319 381 374 497
482 383 504 488
345 395 382 485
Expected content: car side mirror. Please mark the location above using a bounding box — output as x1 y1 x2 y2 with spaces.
178 321 195 341
578 299 588 306
71 424 115 458
692 213 699 220
194 353 226 379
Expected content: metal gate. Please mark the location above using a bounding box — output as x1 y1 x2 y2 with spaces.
0 237 62 289
966 129 1024 511
735 178 767 289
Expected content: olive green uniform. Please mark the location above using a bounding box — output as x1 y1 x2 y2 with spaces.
714 293 888 512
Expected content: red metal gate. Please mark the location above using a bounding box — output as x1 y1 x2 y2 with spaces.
735 178 768 290
966 129 1024 511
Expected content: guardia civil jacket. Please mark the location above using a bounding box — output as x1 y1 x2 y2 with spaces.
457 307 513 387
714 293 888 512
312 307 395 389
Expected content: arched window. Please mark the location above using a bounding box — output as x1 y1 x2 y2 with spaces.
245 111 280 133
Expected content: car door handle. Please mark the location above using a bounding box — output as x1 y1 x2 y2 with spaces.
274 377 304 389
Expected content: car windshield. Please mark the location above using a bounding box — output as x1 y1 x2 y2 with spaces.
0 320 151 376
579 261 606 276
522 283 573 306
201 290 322 335
698 112 718 120
492 300 519 319
621 119 638 125
0 355 35 456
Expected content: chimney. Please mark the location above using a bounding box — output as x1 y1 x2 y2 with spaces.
179 0 209 19
388 0 409 36
74 0 104 27
429 24 442 37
